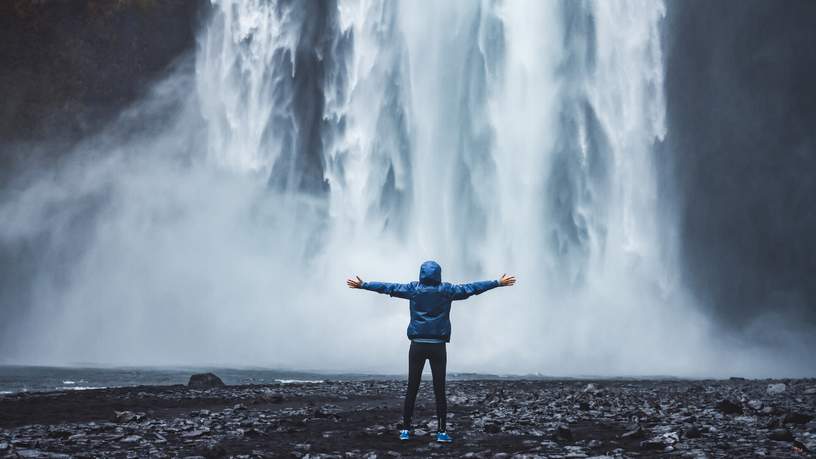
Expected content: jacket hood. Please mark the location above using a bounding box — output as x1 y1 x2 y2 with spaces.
419 260 442 285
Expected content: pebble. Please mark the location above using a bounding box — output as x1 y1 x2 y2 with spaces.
0 378 813 457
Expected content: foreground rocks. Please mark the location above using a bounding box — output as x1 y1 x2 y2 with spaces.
0 378 814 457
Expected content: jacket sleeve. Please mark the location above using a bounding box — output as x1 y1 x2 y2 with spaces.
361 281 415 299
446 280 501 301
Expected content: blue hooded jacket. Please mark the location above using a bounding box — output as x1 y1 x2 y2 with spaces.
361 260 500 342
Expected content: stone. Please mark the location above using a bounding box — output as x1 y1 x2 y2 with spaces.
715 399 743 414
783 412 814 425
621 425 645 439
768 429 794 442
187 373 225 389
114 410 144 423
556 424 573 441
121 435 142 443
640 438 665 450
683 426 702 439
747 400 763 411
767 383 786 395
484 421 501 433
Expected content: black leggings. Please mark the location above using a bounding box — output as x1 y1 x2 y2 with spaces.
403 341 447 432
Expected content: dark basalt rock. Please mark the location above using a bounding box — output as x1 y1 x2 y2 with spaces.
783 412 813 425
555 424 573 441
769 428 794 442
715 399 743 414
187 373 225 389
622 425 645 439
683 426 702 439
0 379 814 457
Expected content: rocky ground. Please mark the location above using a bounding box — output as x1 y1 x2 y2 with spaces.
0 377 814 458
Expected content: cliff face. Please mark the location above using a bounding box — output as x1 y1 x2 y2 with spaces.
664 0 816 328
0 0 207 143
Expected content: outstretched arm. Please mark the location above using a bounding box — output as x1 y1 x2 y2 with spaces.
448 273 516 300
346 276 414 299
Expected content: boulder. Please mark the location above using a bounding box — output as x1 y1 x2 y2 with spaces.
783 412 814 425
187 373 225 389
555 424 573 441
683 426 702 439
767 383 787 395
622 425 645 439
715 399 743 414
747 400 763 411
769 429 794 442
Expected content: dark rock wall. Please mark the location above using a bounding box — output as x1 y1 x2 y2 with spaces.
0 0 207 349
0 0 206 143
664 0 816 329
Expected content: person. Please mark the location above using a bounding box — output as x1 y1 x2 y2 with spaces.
347 260 516 443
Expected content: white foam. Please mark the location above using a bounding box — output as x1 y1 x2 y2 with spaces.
274 379 324 384
57 386 106 391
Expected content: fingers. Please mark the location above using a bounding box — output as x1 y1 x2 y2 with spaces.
346 275 365 289
500 274 517 286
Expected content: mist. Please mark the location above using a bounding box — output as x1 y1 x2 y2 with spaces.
0 0 813 377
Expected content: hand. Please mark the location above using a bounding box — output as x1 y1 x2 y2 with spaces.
499 274 516 287
346 275 364 289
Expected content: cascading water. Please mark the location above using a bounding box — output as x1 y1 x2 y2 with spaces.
2 0 782 375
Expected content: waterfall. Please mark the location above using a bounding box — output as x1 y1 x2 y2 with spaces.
4 0 766 375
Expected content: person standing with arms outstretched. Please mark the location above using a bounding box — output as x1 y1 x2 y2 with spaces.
347 260 516 443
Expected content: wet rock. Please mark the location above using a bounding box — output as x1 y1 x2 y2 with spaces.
121 434 142 443
114 410 145 423
683 426 702 439
747 399 763 411
639 438 665 450
804 387 816 395
769 428 794 442
783 412 813 424
640 431 679 450
241 427 264 437
483 420 501 433
0 378 814 457
715 399 743 414
555 424 573 441
183 429 206 438
767 383 787 395
47 429 73 439
187 372 225 389
621 425 645 439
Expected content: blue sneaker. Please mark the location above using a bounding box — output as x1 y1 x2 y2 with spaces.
399 429 410 441
436 431 452 443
